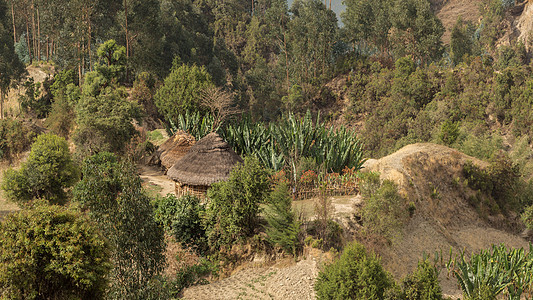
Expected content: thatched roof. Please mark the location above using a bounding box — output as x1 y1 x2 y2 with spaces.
167 132 243 186
159 130 196 170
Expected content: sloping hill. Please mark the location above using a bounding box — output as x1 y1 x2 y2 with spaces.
363 143 529 297
430 0 483 43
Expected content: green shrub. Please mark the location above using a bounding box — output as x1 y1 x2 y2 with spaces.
0 203 111 299
45 93 75 138
360 172 408 241
203 156 270 251
439 120 460 145
447 244 533 300
0 118 33 161
73 152 165 298
154 63 214 125
153 193 207 252
264 183 302 255
1 133 79 205
399 259 443 300
315 242 393 300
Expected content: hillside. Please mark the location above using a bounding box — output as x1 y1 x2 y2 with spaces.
363 143 530 297
430 0 483 43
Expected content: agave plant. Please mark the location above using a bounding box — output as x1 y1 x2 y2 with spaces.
448 244 533 300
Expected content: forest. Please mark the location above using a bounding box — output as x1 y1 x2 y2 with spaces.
1 0 533 299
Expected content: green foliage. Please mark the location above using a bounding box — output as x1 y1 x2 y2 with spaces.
447 244 533 300
95 40 127 82
315 242 394 300
204 156 270 251
450 17 475 65
0 0 25 117
439 120 460 145
155 63 214 125
398 259 443 300
463 153 525 213
264 183 302 255
169 258 217 297
0 203 111 300
50 69 78 99
73 152 166 299
74 83 141 157
223 111 366 173
1 133 78 205
153 193 207 252
45 93 75 138
0 118 32 161
360 172 408 241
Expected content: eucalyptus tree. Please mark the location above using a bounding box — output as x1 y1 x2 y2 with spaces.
0 0 25 119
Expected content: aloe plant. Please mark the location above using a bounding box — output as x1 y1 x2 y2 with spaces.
169 110 366 174
448 244 533 300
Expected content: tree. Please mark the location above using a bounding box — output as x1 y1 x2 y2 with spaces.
204 156 270 251
287 0 338 84
315 242 394 299
0 203 111 300
0 0 26 119
154 62 214 124
450 17 474 65
153 193 207 253
73 152 166 298
264 183 301 255
74 75 140 157
1 133 79 205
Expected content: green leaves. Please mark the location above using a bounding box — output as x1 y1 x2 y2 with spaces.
447 244 533 300
315 242 394 300
1 133 79 205
0 204 111 300
155 63 214 125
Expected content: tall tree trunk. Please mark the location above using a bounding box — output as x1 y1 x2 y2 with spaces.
37 4 40 61
46 36 49 61
0 91 4 120
31 0 36 62
78 42 82 86
329 0 332 10
25 19 32 63
11 1 16 44
124 0 129 58
124 0 129 82
88 13 92 71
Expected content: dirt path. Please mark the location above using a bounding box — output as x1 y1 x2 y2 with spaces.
138 164 175 197
182 254 324 300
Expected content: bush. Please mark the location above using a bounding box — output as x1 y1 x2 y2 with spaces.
315 242 393 300
73 152 165 298
1 133 79 205
264 183 302 255
74 84 141 157
153 193 207 252
154 63 214 125
203 156 270 251
0 204 111 299
360 172 408 241
398 259 443 300
439 120 460 145
0 118 32 161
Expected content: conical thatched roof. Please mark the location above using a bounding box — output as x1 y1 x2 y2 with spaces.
159 130 196 170
167 132 243 186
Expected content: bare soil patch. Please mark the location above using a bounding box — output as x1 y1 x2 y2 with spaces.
138 164 175 197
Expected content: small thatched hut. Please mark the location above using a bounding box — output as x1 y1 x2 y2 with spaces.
167 132 243 199
159 130 196 170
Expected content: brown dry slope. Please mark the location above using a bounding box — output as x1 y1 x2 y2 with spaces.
363 143 530 298
430 0 482 43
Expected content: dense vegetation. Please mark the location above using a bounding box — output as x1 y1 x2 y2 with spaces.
1 0 533 297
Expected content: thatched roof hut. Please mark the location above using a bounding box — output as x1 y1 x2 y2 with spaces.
167 132 243 198
159 130 196 170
